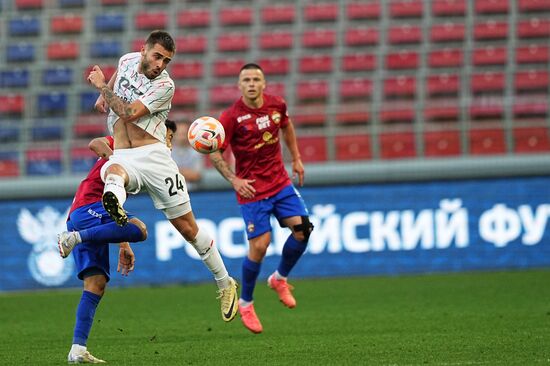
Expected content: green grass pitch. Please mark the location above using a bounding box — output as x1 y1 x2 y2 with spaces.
1 270 549 365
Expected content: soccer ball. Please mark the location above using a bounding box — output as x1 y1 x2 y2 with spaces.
187 116 225 154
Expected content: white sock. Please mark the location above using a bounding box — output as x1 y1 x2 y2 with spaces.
70 344 86 355
190 228 229 289
74 231 82 243
104 174 127 206
239 299 253 308
274 270 286 281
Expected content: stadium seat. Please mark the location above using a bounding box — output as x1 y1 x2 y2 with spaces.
345 27 379 46
264 82 286 97
9 16 40 36
257 57 290 75
15 0 43 10
26 148 62 176
335 134 371 160
59 0 85 7
80 92 100 113
100 0 127 5
385 51 419 70
219 6 253 26
209 84 240 105
424 99 460 121
517 18 550 38
31 122 63 141
470 72 506 93
89 40 120 58
0 94 25 116
513 97 548 117
469 99 505 119
95 13 125 32
7 43 35 62
73 114 107 138
426 74 460 97
304 3 339 22
335 103 369 124
339 78 373 99
0 125 20 142
213 58 246 77
389 0 423 17
170 61 203 79
50 14 83 34
474 20 509 40
472 46 507 66
474 0 509 14
424 130 461 157
297 136 327 162
430 23 466 43
37 93 68 116
513 127 550 153
261 4 295 24
172 87 199 107
217 33 250 52
296 80 330 102
42 67 73 86
135 11 168 30
0 69 30 88
346 1 381 19
177 9 210 28
384 76 416 99
302 29 336 48
388 25 422 44
71 145 97 173
379 103 415 123
0 155 20 177
519 0 550 12
47 41 79 60
514 70 550 91
469 128 506 155
342 53 376 71
516 44 550 64
292 104 326 126
82 65 116 84
428 48 463 68
299 55 333 74
175 35 208 54
379 132 416 159
259 31 294 50
432 0 466 16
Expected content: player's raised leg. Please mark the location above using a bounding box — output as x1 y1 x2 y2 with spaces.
101 163 130 226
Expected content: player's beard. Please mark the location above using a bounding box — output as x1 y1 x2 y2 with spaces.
141 59 160 79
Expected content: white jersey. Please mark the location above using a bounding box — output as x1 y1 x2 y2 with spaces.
107 52 175 142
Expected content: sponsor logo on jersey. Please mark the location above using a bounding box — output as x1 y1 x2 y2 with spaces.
256 115 270 130
237 114 251 123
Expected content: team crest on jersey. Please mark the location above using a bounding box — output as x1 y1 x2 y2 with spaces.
247 221 255 233
271 111 281 124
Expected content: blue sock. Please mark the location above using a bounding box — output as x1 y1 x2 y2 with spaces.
79 222 143 244
73 290 102 346
241 257 261 302
277 235 307 277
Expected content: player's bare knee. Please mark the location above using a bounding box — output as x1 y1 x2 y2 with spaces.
84 275 107 296
292 216 314 243
129 218 148 240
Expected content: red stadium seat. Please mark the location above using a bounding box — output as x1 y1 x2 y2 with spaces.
469 99 505 119
388 25 422 44
219 6 253 26
424 99 460 121
472 46 507 66
15 0 43 9
426 74 460 96
50 14 83 34
517 18 550 38
297 136 327 162
430 23 466 43
386 51 419 70
340 78 373 99
379 103 415 123
428 48 463 68
135 11 168 30
432 0 466 16
470 72 506 93
345 27 379 46
389 0 423 18
73 114 106 138
424 130 461 157
82 65 116 83
335 134 371 161
47 41 80 60
513 97 548 117
299 55 333 74
336 103 369 124
209 84 240 105
342 53 376 71
383 76 416 99
519 0 550 12
0 94 25 116
217 33 250 52
177 9 210 28
172 87 199 107
347 1 381 19
516 44 550 64
213 59 246 77
258 57 290 75
264 82 286 97
170 61 203 79
175 35 208 54
296 80 330 101
513 127 550 153
475 0 509 14
292 104 326 126
101 0 127 5
261 4 295 24
514 70 550 91
304 3 338 22
259 31 293 50
302 29 336 48
0 159 19 177
474 20 508 40
380 132 416 159
469 128 506 155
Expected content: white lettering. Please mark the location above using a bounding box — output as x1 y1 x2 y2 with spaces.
518 204 550 246
479 204 521 247
370 211 400 251
401 209 434 250
342 212 370 252
435 199 469 248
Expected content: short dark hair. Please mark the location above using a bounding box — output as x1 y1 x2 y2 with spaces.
165 119 177 133
146 30 176 53
240 63 263 73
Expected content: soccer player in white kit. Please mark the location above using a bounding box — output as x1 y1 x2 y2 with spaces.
87 30 238 323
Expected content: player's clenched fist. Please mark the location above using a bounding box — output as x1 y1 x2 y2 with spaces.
87 65 106 89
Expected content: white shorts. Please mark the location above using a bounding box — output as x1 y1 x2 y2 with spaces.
100 142 190 210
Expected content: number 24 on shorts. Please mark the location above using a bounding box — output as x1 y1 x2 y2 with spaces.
165 174 185 196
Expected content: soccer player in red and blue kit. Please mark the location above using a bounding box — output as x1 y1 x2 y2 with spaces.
210 63 314 334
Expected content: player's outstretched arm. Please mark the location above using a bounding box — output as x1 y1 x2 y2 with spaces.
89 137 113 159
117 242 135 276
210 150 256 199
94 70 117 113
282 120 304 186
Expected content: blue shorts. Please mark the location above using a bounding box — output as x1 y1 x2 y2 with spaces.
240 184 309 240
67 201 134 282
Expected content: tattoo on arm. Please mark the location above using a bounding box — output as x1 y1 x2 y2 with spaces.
211 154 236 182
101 85 135 119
